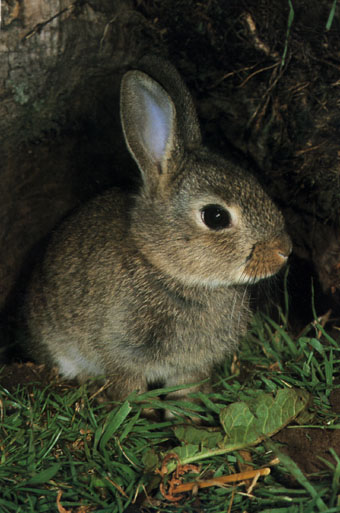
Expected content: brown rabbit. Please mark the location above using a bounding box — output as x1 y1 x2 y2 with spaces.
24 58 291 407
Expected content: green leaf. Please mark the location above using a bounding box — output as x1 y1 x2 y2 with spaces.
171 444 201 462
220 388 309 446
152 389 310 474
25 463 62 485
173 425 224 449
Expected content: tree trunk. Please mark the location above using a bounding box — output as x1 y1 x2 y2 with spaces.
0 0 155 311
1 0 340 323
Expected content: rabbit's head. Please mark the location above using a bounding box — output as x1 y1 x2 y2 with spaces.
120 66 291 289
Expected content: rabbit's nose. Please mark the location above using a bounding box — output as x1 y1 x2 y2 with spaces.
276 233 292 261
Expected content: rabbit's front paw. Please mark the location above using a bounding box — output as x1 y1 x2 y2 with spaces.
163 372 212 423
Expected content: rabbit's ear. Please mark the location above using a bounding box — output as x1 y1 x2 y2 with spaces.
120 71 182 182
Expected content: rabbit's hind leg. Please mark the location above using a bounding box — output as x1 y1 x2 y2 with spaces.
100 370 149 402
74 369 149 408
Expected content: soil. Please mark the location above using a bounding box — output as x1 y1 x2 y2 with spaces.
273 384 340 477
0 361 58 391
273 420 340 476
1 361 339 479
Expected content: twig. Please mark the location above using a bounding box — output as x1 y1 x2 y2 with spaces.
243 12 279 59
105 477 128 498
172 467 271 494
238 63 279 89
22 4 75 41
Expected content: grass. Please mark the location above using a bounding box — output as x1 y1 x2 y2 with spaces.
0 306 340 512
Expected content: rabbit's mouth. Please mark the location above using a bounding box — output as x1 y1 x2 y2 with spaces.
240 234 292 283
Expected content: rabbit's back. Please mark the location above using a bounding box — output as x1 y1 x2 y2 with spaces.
25 190 131 375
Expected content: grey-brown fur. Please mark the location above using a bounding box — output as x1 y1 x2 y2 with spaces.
24 58 291 403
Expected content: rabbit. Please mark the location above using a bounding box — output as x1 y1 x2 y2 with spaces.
24 57 292 408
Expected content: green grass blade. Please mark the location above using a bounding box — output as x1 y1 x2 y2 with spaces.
326 0 338 30
281 0 295 68
24 463 62 485
99 400 132 451
329 448 340 507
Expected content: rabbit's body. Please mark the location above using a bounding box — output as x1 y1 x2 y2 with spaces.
26 183 249 397
24 58 291 402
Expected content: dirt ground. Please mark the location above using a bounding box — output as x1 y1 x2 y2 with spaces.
273 386 340 475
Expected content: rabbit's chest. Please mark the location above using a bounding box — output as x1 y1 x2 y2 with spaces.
126 285 249 365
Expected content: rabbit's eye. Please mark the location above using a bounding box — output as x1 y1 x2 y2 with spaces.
201 204 231 230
